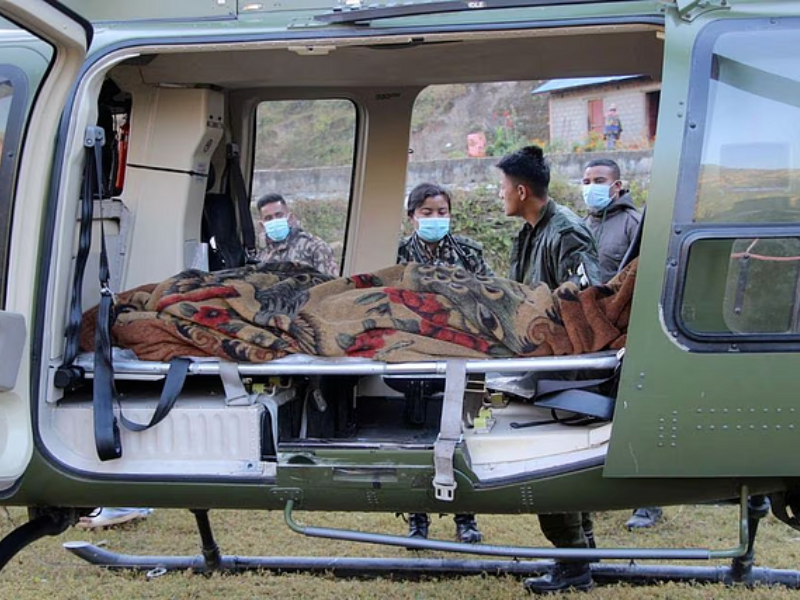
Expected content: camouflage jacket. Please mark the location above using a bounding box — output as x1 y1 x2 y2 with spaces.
509 198 601 289
397 232 494 277
256 227 338 277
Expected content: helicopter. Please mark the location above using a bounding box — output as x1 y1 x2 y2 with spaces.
1 0 800 592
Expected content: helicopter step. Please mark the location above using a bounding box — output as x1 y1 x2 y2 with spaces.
57 490 800 589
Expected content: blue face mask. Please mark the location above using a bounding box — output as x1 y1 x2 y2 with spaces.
582 183 614 211
264 218 290 242
416 217 450 243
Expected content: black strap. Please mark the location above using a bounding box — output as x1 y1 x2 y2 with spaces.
56 129 104 389
226 143 257 261
85 127 124 461
507 364 620 430
535 373 617 398
93 283 121 460
118 358 192 432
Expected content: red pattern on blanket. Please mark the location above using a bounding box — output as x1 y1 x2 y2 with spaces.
80 260 635 363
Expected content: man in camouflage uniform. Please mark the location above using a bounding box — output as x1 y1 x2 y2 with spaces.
256 193 339 277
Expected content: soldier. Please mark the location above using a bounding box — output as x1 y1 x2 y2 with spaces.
398 182 492 545
397 182 493 277
256 193 339 277
497 145 601 594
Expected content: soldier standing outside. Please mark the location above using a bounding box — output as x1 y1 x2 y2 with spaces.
497 145 601 594
398 182 492 545
256 193 339 277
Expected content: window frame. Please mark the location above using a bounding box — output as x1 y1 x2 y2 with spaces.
663 16 800 353
249 96 360 277
0 64 31 307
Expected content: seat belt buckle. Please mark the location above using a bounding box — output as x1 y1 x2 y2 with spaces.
100 282 117 304
433 479 457 502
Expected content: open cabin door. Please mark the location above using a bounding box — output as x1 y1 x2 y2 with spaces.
606 13 800 479
0 0 89 492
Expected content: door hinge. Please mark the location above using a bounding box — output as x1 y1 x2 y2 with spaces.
674 0 730 21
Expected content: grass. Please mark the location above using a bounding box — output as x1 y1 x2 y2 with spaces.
1 505 800 598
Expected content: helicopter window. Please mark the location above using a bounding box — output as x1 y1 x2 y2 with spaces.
680 236 800 337
693 26 800 224
664 20 800 350
252 99 356 276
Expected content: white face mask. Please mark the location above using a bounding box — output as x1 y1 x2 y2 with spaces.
582 183 615 211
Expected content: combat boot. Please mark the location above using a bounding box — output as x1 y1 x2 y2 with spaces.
453 513 482 543
625 507 663 530
407 512 431 539
524 561 594 594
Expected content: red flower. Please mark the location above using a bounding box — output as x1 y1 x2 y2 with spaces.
347 329 389 358
193 305 232 328
387 288 446 318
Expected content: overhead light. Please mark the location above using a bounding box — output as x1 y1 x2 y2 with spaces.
241 3 264 11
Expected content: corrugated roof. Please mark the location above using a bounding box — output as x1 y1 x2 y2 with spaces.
533 75 640 95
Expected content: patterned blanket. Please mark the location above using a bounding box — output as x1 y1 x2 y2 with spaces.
80 261 635 363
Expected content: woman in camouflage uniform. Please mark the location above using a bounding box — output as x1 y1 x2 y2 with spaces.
397 182 491 544
397 182 493 276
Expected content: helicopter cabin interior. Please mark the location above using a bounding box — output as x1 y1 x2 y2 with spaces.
32 12 800 489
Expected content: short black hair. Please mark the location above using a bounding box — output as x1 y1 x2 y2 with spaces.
496 145 550 198
406 182 452 218
584 158 621 181
256 193 287 211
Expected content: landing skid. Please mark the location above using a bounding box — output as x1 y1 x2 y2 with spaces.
59 491 800 589
59 542 800 588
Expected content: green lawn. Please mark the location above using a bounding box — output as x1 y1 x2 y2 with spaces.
1 505 799 599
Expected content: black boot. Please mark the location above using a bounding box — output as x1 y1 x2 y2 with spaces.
407 513 430 539
453 513 482 543
524 561 594 594
625 507 663 530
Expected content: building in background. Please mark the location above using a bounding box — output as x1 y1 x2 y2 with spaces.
534 75 661 149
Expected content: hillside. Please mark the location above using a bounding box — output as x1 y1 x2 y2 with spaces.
253 81 549 170
409 81 548 161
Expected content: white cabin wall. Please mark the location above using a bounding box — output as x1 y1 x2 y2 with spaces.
120 86 224 289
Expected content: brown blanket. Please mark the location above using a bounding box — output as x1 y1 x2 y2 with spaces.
80 260 635 363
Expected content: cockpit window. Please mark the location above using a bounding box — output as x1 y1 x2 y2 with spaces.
694 28 800 224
